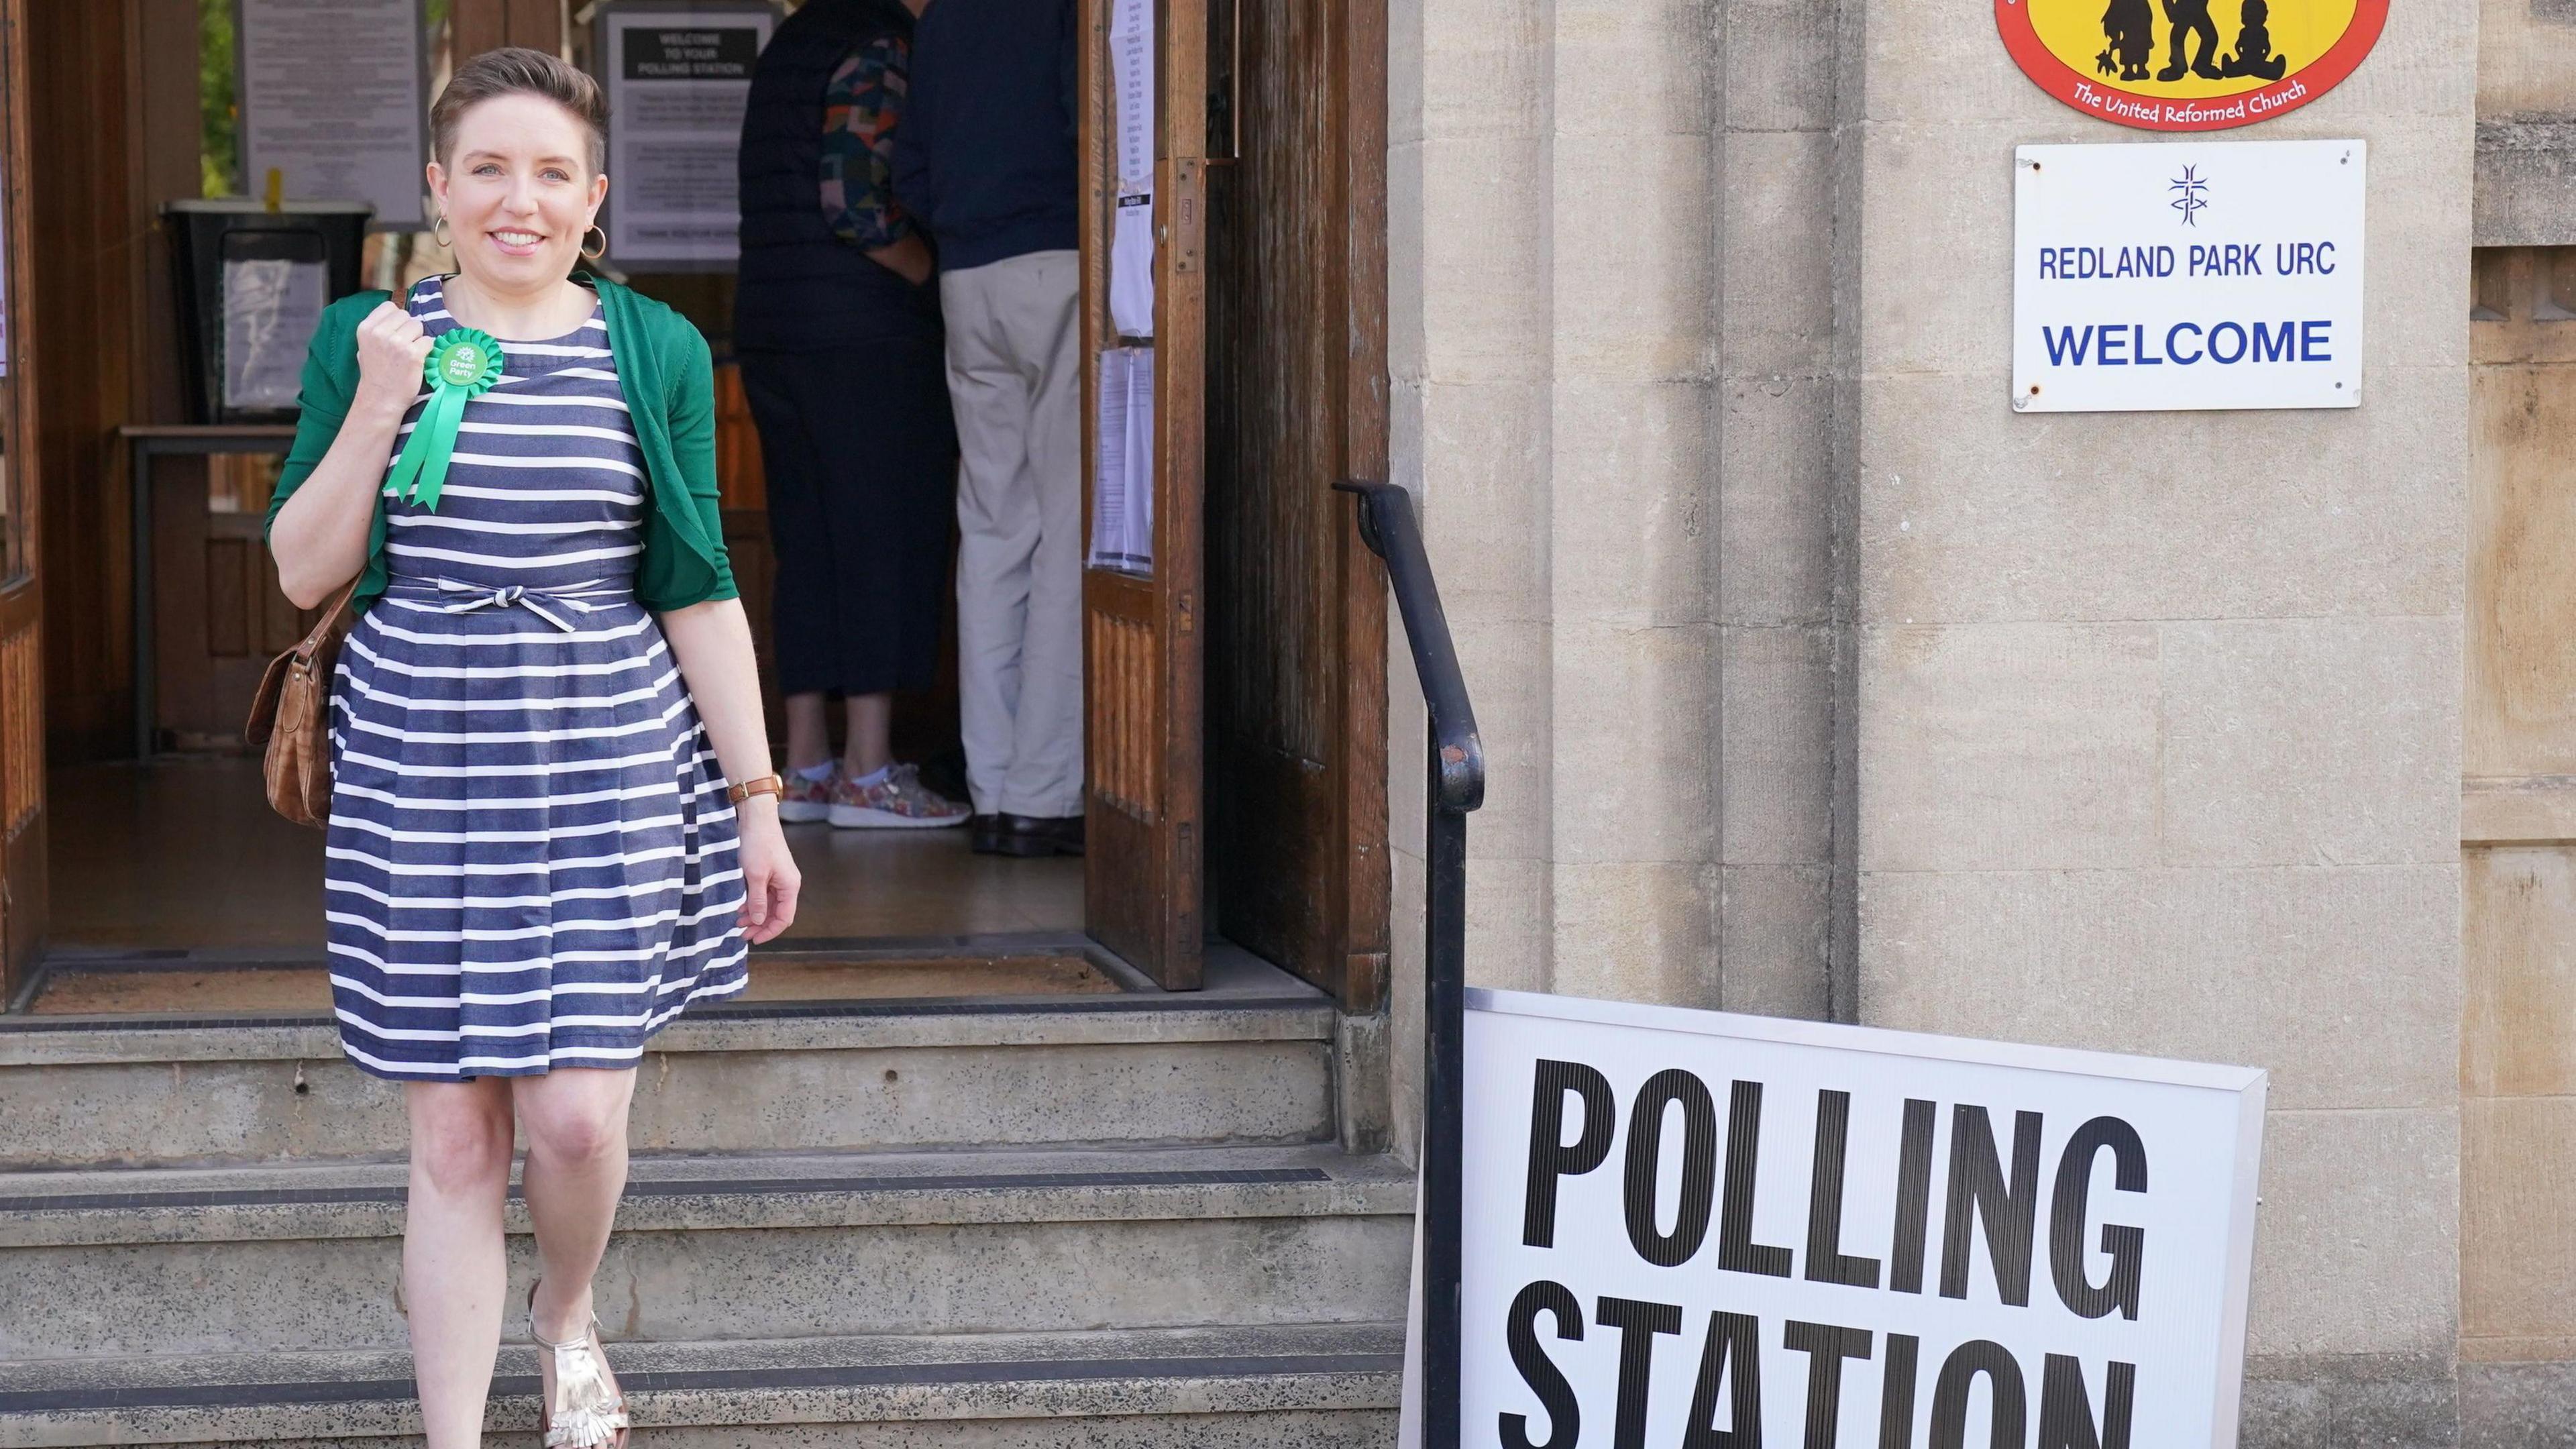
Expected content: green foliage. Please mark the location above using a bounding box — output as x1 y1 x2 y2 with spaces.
198 0 236 197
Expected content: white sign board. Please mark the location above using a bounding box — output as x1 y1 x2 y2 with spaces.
239 0 427 228
1444 989 2265 1449
600 5 775 266
2013 139 2363 412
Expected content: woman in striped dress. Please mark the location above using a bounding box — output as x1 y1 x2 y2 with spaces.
266 50 800 1449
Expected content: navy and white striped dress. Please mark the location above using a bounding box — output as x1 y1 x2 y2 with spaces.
326 277 749 1081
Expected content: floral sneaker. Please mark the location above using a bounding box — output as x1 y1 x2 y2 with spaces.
777 767 839 824
829 762 971 830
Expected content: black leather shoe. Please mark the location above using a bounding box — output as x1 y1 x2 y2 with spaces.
968 814 1005 855
989 812 1085 857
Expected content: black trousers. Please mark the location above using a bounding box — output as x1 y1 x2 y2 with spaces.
739 340 959 698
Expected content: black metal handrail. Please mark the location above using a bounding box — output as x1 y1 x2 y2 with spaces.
1338 478 1481 1449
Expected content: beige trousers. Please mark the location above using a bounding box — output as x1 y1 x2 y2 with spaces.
938 249 1085 820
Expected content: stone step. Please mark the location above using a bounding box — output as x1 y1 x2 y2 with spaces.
0 1322 1405 1447
0 1143 1415 1360
0 987 1338 1170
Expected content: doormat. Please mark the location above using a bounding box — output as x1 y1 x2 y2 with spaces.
25 955 1117 1017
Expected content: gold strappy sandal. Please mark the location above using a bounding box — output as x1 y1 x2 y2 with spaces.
527 1281 631 1449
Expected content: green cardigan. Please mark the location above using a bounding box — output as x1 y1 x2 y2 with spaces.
264 274 737 612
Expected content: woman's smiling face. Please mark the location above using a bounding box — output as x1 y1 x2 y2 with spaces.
427 92 608 292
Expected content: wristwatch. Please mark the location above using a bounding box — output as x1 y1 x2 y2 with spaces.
727 774 786 804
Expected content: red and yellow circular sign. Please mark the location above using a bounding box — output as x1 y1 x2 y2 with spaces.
1996 0 2386 129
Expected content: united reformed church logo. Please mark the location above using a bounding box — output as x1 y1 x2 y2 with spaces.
1996 0 2385 129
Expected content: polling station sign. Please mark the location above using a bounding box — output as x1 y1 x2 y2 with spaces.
2012 138 2363 413
1456 989 2264 1448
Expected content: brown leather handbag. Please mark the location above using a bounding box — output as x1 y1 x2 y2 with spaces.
244 580 358 828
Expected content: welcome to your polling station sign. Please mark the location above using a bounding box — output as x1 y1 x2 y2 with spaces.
1436 990 2265 1448
2014 138 2363 412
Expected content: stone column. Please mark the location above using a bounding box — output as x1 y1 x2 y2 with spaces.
1717 0 1848 1020
1387 0 1866 1135
1387 0 1556 1158
1387 0 1733 1151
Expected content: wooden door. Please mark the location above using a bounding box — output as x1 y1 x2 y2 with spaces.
451 0 566 59
151 449 321 751
1081 0 1208 987
0 0 43 996
1203 0 1389 1006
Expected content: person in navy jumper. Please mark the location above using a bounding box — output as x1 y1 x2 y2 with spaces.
894 0 1085 858
735 0 971 830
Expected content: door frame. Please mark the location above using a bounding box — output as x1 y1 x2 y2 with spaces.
0 0 44 1000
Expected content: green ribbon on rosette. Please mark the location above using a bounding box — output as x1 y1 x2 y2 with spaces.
382 328 506 513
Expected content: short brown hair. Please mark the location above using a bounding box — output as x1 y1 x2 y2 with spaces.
431 48 608 174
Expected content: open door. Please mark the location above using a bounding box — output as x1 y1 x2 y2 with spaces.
0 0 41 998
1203 0 1389 1008
1080 0 1207 988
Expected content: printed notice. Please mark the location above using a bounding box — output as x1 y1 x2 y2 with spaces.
2013 138 2365 411
1110 0 1155 190
1111 197 1155 337
239 0 426 227
1108 0 1155 335
599 5 775 266
1090 347 1155 575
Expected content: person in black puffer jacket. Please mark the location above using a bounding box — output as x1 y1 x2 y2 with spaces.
735 0 971 832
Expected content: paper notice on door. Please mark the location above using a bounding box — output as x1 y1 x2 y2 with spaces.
1089 347 1155 575
1110 195 1155 337
1110 0 1155 192
1106 0 1157 336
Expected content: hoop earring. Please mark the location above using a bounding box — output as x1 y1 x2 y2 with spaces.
431 214 451 248
582 224 608 260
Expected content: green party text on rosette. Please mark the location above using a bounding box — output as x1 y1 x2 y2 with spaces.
382 328 507 513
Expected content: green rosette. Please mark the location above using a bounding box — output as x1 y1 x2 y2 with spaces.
382 328 506 513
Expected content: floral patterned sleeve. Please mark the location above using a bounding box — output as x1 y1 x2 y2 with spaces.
820 36 913 251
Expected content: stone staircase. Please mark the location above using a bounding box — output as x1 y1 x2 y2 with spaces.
0 947 1410 1446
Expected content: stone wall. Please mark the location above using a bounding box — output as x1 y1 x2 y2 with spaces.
2474 0 2576 245
2458 251 2576 1438
2461 6 2576 1430
1387 0 2479 1439
1843 0 2475 1430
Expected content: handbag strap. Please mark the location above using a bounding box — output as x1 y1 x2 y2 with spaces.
296 578 360 659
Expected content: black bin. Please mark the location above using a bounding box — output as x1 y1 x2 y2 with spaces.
164 199 374 423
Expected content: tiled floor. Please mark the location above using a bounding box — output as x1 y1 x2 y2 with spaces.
46 757 1085 953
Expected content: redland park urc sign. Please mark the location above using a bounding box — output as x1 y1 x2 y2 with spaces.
1996 0 2387 129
